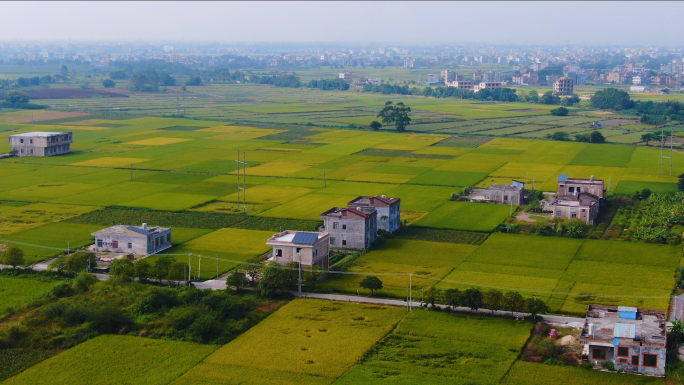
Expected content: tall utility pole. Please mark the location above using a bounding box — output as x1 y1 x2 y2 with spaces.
298 250 302 295
236 151 247 213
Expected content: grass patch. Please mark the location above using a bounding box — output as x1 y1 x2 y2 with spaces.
413 202 514 231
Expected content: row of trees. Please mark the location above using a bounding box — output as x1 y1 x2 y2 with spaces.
545 130 606 143
424 286 548 318
308 78 350 91
226 261 326 297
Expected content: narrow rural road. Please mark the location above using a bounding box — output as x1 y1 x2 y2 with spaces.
4 265 585 325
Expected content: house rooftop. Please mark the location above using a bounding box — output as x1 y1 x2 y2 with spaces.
92 224 169 238
267 230 327 245
558 174 604 185
348 195 400 206
321 206 376 219
580 305 666 348
10 132 69 137
486 184 523 191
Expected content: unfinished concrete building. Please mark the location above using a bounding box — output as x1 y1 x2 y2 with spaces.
348 195 401 233
8 132 73 157
320 207 377 250
467 184 524 205
558 174 605 198
580 305 666 377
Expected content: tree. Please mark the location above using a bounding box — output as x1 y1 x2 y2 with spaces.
546 131 570 141
502 291 525 316
377 101 412 132
525 297 549 320
185 75 203 86
483 289 503 314
259 262 289 297
590 88 633 110
64 252 97 274
285 261 300 289
102 79 115 88
525 90 539 103
303 265 326 290
574 133 590 143
48 257 67 273
359 276 383 296
226 270 248 289
424 287 442 309
3 247 25 269
590 130 606 143
539 91 560 105
461 288 483 312
111 258 134 281
369 121 382 131
5 90 29 104
60 65 68 77
134 259 151 281
678 173 684 191
550 107 569 116
152 255 175 283
160 71 176 86
443 288 461 310
671 319 684 345
641 133 656 145
167 262 188 285
109 70 127 80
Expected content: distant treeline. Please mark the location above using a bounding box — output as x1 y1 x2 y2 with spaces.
589 88 684 124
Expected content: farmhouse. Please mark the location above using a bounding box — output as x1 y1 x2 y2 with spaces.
557 174 605 198
320 207 377 250
545 192 599 223
467 184 524 205
266 231 330 268
91 223 172 256
580 305 666 377
8 131 73 157
348 195 401 233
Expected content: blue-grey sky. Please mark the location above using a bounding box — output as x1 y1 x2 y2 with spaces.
2 1 680 45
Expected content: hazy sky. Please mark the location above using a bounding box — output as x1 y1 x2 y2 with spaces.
2 1 680 45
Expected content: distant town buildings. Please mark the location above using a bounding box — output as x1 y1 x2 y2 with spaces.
554 77 574 95
338 72 353 83
473 82 502 92
91 223 172 256
8 132 73 157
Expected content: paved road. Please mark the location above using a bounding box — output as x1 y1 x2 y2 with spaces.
294 292 585 324
671 293 684 322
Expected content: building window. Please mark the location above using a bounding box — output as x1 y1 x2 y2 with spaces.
556 211 562 217
330 237 335 245
568 187 575 193
20 139 24 144
342 224 347 230
581 209 586 212
30 149 33 155
20 149 24 154
571 212 577 219
342 240 347 246
617 347 629 357
333 222 339 230
127 243 132 249
112 240 119 249
97 239 103 247
276 249 282 257
504 195 508 202
631 355 639 366
643 354 658 367
29 139 33 144
592 349 606 360
577 187 581 193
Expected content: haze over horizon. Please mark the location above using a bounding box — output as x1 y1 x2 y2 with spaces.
2 1 680 46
